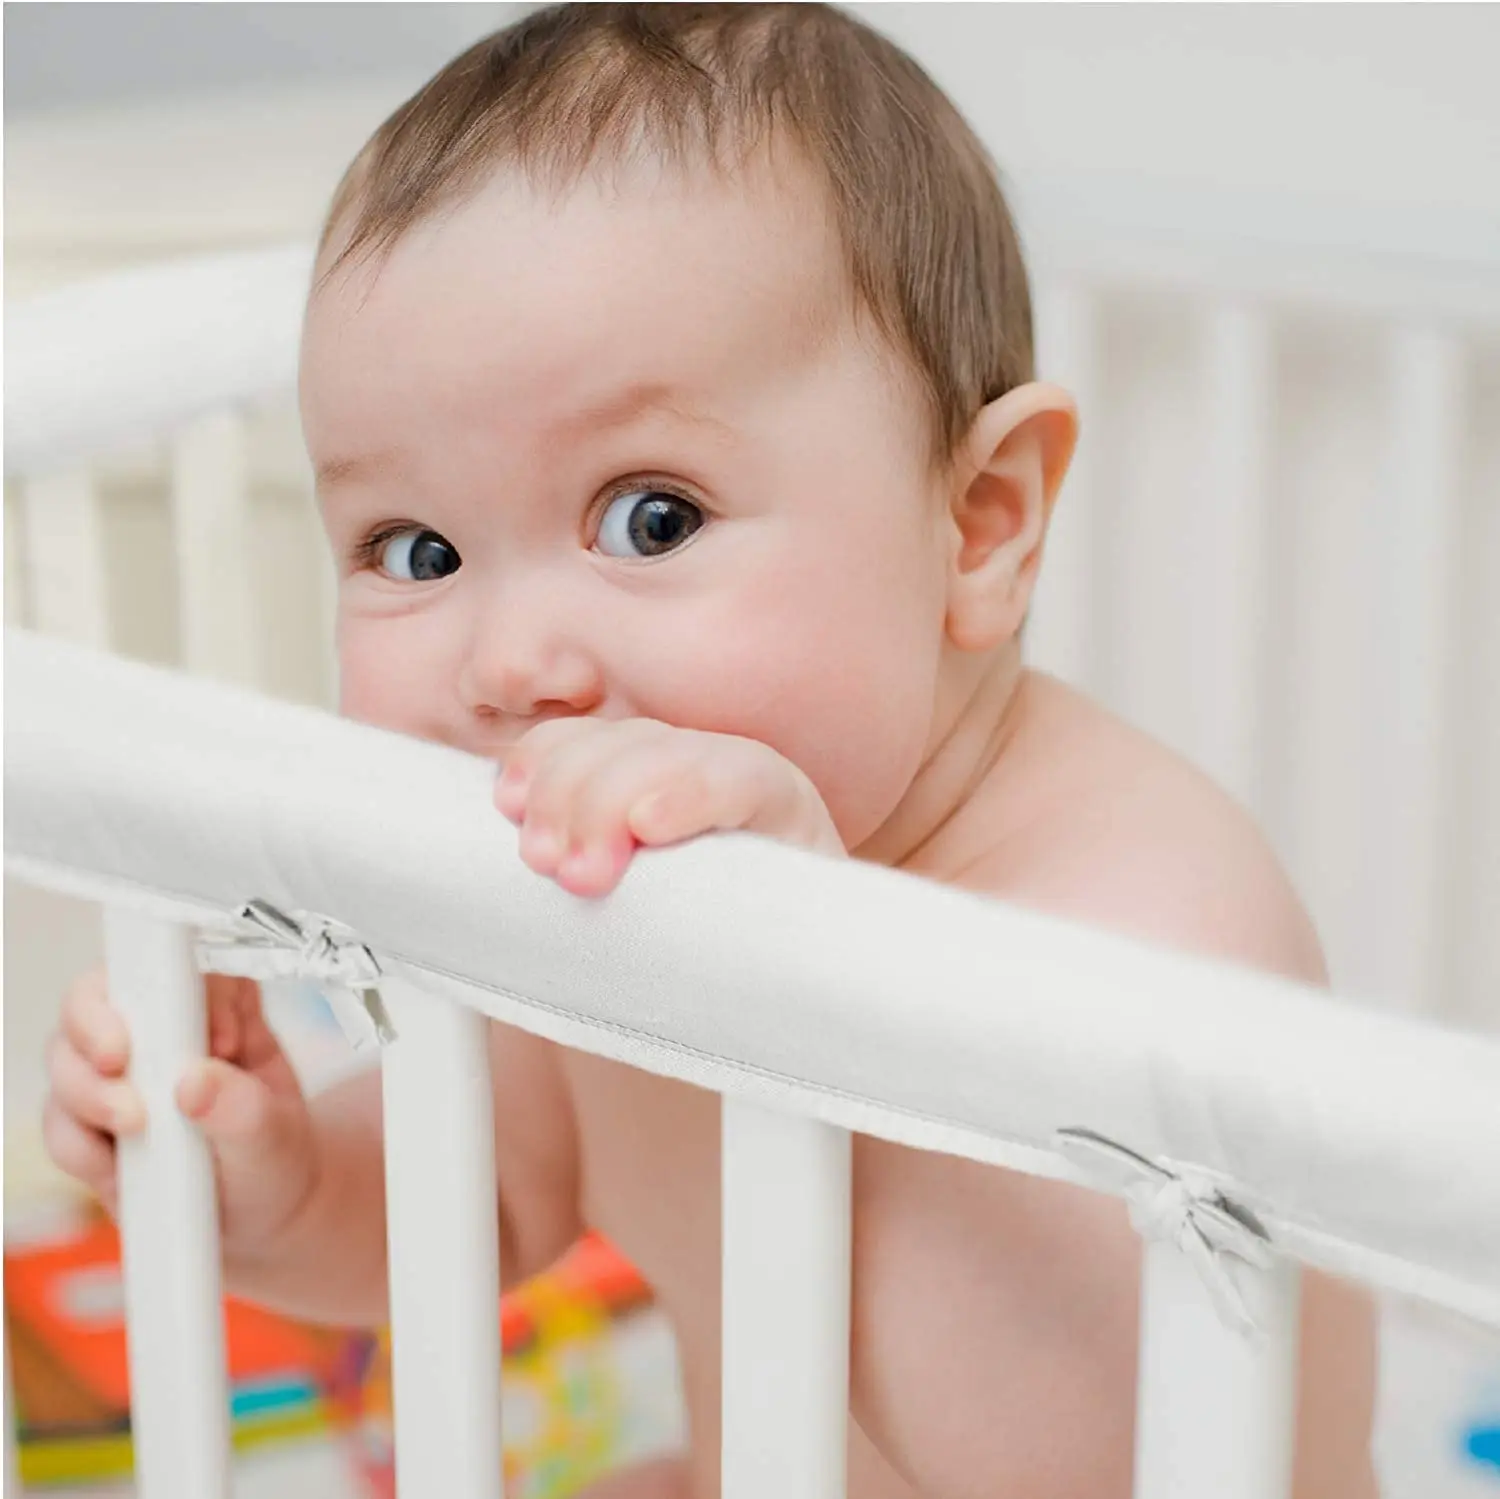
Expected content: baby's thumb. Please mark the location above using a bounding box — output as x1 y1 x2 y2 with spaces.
176 1056 307 1176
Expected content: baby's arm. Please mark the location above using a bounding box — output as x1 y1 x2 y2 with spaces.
44 967 584 1330
216 1063 388 1324
852 805 1378 1499
225 1019 584 1327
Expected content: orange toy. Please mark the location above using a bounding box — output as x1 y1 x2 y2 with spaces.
4 1204 365 1485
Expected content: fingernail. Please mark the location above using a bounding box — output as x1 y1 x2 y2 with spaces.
560 842 628 897
176 1062 212 1119
110 1087 146 1133
97 1021 130 1065
523 824 561 866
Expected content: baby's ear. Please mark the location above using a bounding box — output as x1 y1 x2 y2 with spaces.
944 382 1077 652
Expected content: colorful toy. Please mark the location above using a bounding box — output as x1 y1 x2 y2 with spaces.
4 1203 362 1486
5 1199 674 1496
350 1231 662 1499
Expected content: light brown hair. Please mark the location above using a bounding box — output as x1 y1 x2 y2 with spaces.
319 3 1033 468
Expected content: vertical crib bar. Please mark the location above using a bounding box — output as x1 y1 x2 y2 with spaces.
1190 301 1273 811
1453 383 1500 1032
1134 1243 1300 1499
20 467 111 645
721 1098 851 1499
105 909 231 1499
5 490 29 626
1356 326 1459 1015
1028 280 1101 694
379 977 504 1499
171 410 260 685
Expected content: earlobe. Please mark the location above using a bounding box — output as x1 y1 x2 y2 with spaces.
944 382 1078 653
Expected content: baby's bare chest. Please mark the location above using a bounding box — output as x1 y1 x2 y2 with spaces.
562 1050 723 1310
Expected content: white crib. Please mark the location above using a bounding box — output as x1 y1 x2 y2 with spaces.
4 220 1500 1499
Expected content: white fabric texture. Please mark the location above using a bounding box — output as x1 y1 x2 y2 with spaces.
6 629 1500 1325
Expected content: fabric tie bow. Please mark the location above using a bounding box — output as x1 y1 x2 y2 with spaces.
196 898 395 1048
1055 1125 1275 1337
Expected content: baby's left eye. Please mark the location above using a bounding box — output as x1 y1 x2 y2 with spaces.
595 489 705 559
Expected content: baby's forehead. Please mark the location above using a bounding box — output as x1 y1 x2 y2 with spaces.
319 149 856 339
302 153 890 436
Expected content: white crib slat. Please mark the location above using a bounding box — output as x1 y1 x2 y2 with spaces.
4 491 28 626
380 977 504 1499
1454 392 1500 1032
171 410 260 685
1028 280 1101 694
1134 1243 1300 1499
105 910 231 1499
721 1098 851 1499
1358 328 1460 1014
1189 301 1273 810
20 467 111 645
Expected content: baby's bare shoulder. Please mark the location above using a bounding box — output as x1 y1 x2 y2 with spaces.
848 680 1375 1499
970 676 1325 984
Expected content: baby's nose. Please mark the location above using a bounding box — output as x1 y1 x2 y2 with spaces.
458 615 604 724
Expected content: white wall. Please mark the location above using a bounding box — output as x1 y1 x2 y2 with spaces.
865 4 1500 244
8 3 1498 246
3 3 522 116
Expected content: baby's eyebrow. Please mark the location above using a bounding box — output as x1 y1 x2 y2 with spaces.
316 451 395 488
314 387 735 492
566 382 737 444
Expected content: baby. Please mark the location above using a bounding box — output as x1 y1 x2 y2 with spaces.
43 6 1378 1497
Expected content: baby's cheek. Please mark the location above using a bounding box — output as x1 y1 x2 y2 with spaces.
336 626 432 736
734 656 932 849
335 633 385 723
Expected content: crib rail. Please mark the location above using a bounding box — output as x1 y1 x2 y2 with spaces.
8 627 1500 1498
3 245 313 477
5 248 319 701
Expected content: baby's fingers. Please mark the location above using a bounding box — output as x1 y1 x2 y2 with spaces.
61 967 131 1077
41 1098 120 1211
47 1033 146 1136
206 975 264 1063
627 749 784 843
629 750 841 854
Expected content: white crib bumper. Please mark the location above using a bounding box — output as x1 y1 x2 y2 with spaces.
6 629 1499 1326
3 244 313 477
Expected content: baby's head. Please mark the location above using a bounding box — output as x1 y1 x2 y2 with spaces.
301 3 1075 852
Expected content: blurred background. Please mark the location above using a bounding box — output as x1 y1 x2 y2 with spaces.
4 5 1500 1496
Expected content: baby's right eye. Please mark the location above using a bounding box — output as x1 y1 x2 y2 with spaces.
370 527 461 581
